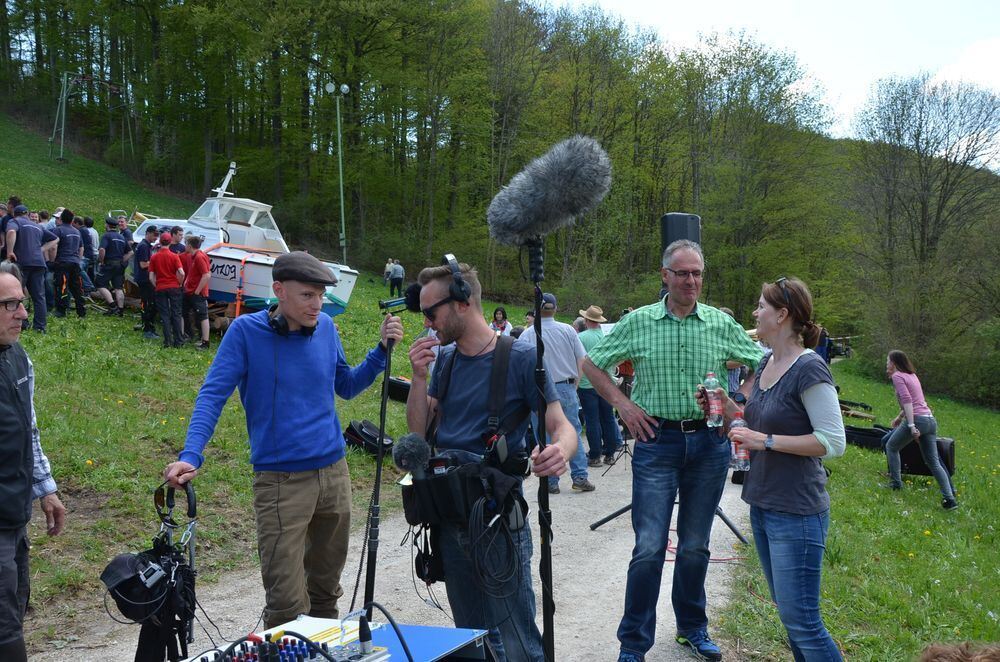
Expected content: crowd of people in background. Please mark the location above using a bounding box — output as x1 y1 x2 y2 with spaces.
0 196 212 350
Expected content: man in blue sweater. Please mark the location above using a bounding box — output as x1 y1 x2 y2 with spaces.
164 252 403 628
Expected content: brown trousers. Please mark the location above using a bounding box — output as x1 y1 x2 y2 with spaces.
253 458 352 628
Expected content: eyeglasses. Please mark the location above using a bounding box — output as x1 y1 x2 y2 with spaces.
421 295 454 322
775 277 791 304
665 268 704 279
0 298 26 312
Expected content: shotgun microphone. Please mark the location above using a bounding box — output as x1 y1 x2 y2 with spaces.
487 135 612 246
378 282 423 312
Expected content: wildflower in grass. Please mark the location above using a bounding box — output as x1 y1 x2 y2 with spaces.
85 459 94 466
117 400 123 404
924 530 931 536
908 552 915 557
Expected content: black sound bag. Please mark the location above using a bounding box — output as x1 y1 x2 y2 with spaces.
845 424 891 452
388 376 411 403
899 436 956 477
344 419 394 456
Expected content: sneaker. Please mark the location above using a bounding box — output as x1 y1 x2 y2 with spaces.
604 454 616 465
143 331 159 340
197 341 210 351
571 478 596 492
942 498 958 510
676 630 722 661
103 307 118 316
52 309 66 318
548 483 560 495
587 457 603 468
618 651 645 662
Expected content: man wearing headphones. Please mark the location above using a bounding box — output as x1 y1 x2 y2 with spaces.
406 257 576 662
164 251 403 629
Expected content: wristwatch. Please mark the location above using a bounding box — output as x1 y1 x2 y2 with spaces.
733 393 747 405
764 435 775 451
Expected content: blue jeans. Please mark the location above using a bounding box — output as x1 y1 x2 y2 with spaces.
21 266 47 331
578 387 618 459
532 382 588 486
750 507 842 662
883 416 953 498
617 426 729 656
438 520 543 662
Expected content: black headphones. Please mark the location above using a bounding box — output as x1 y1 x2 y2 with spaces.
442 253 471 303
268 304 316 337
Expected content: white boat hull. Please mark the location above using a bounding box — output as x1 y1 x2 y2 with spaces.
207 247 358 317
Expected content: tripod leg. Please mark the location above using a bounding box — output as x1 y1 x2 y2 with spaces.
715 506 749 545
590 503 632 531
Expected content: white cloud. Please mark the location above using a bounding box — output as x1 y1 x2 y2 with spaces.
933 38 1000 91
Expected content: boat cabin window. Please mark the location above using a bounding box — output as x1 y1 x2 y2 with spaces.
223 205 254 224
190 200 219 222
253 211 277 231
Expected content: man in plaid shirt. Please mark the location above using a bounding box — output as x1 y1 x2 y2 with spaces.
583 240 762 662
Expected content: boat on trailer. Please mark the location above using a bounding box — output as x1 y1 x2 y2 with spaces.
132 162 357 317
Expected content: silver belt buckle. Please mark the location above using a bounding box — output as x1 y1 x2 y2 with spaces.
680 419 698 434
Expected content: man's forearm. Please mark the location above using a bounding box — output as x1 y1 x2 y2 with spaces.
406 376 431 434
583 359 629 409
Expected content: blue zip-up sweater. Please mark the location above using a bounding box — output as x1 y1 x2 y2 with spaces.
180 309 386 472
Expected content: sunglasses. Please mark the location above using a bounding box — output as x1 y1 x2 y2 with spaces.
775 277 791 305
421 295 454 322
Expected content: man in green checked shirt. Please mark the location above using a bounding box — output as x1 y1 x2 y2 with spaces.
583 239 763 662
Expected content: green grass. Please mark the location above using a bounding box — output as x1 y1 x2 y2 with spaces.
0 113 194 219
719 361 1000 660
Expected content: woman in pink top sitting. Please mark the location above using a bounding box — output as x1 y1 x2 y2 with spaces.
883 350 957 510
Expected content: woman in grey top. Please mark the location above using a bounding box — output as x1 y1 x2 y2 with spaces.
701 277 846 661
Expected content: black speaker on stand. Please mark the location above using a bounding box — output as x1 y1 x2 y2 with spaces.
660 212 702 253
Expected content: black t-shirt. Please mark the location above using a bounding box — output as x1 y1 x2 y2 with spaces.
100 230 129 262
741 351 834 516
53 224 82 264
79 226 93 257
169 243 185 255
133 240 153 284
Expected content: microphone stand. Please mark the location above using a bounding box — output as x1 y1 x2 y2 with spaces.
526 236 556 662
361 317 397 623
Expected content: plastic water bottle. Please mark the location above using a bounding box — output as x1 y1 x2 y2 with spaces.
704 372 724 428
730 412 751 471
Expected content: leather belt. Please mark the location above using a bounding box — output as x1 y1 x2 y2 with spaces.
555 378 576 385
657 418 709 433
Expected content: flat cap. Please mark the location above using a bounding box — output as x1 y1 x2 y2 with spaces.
272 251 338 285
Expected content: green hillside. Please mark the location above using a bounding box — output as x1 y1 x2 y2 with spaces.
0 113 194 219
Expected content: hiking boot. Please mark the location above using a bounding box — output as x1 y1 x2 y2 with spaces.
604 454 616 465
676 630 722 661
103 307 119 316
587 457 603 468
548 483 560 495
571 478 595 492
942 497 958 510
618 651 645 662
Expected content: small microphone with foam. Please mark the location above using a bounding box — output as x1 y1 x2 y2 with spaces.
392 432 431 480
487 135 612 246
378 282 423 312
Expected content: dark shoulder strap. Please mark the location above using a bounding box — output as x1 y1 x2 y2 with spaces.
487 335 514 436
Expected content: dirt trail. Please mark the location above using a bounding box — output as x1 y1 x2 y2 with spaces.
35 450 751 661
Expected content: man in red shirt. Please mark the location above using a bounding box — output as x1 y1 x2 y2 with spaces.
184 235 212 350
149 232 185 348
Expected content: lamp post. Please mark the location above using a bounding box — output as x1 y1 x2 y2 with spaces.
325 81 350 265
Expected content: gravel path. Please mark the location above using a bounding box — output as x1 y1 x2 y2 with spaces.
37 447 751 661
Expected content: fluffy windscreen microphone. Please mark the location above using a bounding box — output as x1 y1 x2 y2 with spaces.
392 432 431 479
487 135 612 246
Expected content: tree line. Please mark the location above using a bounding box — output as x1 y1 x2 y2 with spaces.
1 0 997 405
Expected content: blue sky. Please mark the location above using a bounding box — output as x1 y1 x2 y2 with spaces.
560 0 1000 136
